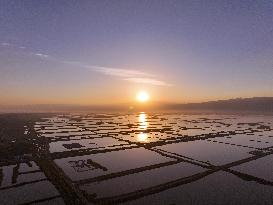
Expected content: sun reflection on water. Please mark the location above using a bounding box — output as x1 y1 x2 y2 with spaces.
137 112 149 142
137 133 148 142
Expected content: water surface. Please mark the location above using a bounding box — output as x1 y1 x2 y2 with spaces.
1 113 273 204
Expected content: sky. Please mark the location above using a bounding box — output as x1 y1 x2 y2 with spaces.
0 0 273 106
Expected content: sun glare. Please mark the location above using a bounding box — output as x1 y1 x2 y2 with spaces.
137 91 149 102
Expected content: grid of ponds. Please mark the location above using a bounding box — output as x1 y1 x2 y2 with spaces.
1 113 273 204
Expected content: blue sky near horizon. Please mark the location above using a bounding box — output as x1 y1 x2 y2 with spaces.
0 0 273 105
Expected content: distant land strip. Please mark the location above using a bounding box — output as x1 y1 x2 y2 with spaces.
0 97 273 113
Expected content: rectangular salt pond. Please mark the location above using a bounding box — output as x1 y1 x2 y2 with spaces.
0 161 46 189
231 154 273 182
124 171 273 205
0 181 61 205
54 147 176 182
79 162 206 200
155 140 255 165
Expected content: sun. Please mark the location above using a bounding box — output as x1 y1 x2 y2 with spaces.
137 91 150 102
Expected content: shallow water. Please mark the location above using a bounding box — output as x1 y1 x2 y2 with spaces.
1 113 273 204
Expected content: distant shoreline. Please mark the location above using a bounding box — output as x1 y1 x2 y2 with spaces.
1 97 273 114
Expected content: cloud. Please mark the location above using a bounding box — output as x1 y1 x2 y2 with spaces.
63 63 172 86
1 42 173 87
93 66 153 78
1 42 11 46
124 77 173 86
34 53 49 58
92 66 172 86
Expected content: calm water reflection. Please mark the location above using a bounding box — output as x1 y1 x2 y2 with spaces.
137 112 149 142
1 113 273 204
